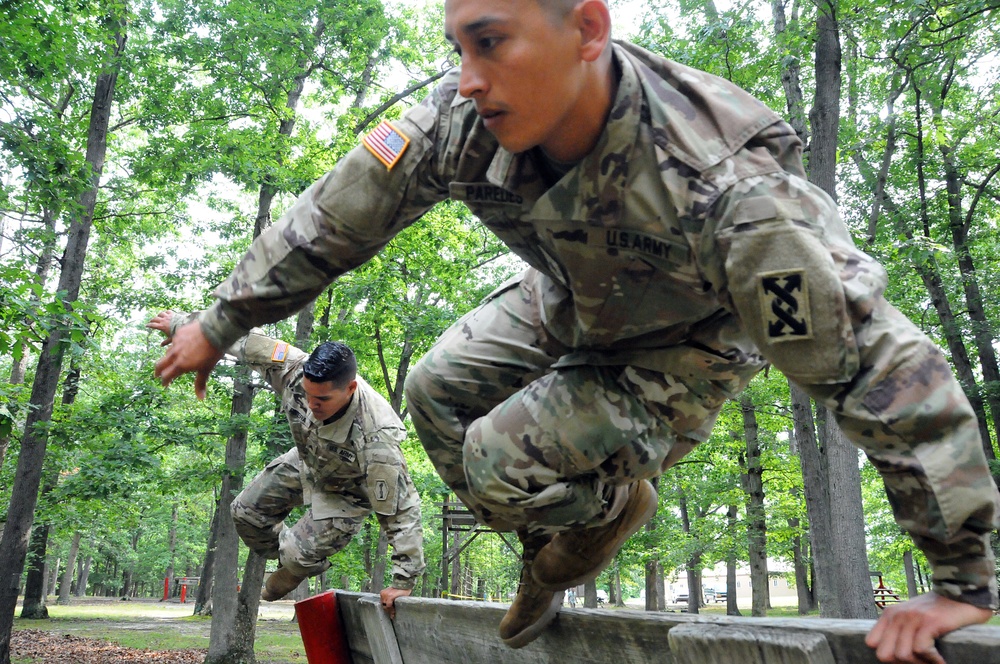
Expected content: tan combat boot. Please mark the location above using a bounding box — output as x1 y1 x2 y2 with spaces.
531 480 657 591
498 533 564 649
262 567 306 601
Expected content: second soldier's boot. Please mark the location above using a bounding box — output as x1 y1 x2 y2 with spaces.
531 480 657 591
262 566 306 602
498 532 565 649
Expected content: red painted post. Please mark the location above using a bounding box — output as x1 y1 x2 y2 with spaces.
294 590 353 664
163 578 170 601
180 583 187 603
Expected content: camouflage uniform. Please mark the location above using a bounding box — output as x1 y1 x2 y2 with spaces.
168 314 424 589
194 42 1000 608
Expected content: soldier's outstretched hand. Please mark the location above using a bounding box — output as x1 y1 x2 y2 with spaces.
153 319 224 400
146 310 175 345
866 591 992 663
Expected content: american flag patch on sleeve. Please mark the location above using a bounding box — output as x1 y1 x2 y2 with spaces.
271 341 289 363
362 120 410 170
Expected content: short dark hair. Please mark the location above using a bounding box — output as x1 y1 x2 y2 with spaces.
303 341 357 388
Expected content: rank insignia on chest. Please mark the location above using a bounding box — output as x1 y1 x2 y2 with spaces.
362 120 410 170
336 448 357 464
757 269 812 341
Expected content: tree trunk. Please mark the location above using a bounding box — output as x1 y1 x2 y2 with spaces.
0 205 58 481
824 416 878 619
583 580 598 609
57 532 81 605
903 549 919 599
164 503 178 600
643 478 661 611
368 527 389 594
739 395 768 617
76 555 91 597
449 532 461 598
205 373 257 664
194 503 221 615
798 389 840 617
0 23 126 663
657 562 666 612
20 526 50 619
612 565 624 608
937 127 1000 456
644 560 658 611
230 553 267 657
770 0 809 143
725 505 742 616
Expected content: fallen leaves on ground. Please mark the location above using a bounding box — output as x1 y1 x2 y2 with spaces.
11 629 207 663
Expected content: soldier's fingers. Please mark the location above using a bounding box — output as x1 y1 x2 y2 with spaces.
195 367 211 400
889 618 916 663
153 354 170 380
867 616 888 650
911 627 945 664
160 338 171 347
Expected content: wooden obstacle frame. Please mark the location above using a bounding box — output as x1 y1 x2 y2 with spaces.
329 591 1000 664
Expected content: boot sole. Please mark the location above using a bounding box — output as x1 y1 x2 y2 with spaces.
534 482 658 591
501 590 565 649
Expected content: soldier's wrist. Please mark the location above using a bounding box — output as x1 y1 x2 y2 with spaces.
199 302 249 352
390 576 416 591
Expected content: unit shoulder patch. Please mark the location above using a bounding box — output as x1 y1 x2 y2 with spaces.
757 269 812 341
367 463 399 516
362 120 410 170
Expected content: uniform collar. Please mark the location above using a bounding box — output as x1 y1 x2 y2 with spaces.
485 42 643 222
314 393 359 443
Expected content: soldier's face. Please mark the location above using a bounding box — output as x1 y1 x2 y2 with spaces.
445 0 600 160
302 377 357 421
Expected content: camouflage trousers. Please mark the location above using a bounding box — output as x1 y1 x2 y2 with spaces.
231 448 364 578
405 272 750 536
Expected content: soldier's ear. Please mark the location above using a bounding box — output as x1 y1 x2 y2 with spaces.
575 0 611 63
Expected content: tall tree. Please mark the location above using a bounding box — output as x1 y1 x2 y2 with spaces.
0 8 127 660
739 394 768 616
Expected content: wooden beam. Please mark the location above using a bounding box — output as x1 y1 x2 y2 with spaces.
335 592 1000 664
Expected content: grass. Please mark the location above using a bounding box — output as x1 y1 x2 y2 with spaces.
11 598 306 663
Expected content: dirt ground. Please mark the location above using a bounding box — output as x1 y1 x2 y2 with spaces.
10 597 301 664
10 629 207 664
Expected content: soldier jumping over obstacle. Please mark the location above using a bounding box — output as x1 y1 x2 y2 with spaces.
150 311 424 616
154 0 1000 660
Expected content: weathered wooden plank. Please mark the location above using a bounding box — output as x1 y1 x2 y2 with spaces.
332 592 1000 664
357 596 403 664
669 623 836 664
335 592 373 664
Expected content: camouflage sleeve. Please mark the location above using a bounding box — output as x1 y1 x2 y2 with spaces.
703 171 1000 609
230 330 308 396
365 427 426 590
168 311 306 394
197 77 460 352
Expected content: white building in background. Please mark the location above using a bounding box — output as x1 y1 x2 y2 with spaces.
662 560 799 607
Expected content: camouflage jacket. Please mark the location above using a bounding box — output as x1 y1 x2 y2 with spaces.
195 42 999 607
169 314 425 589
